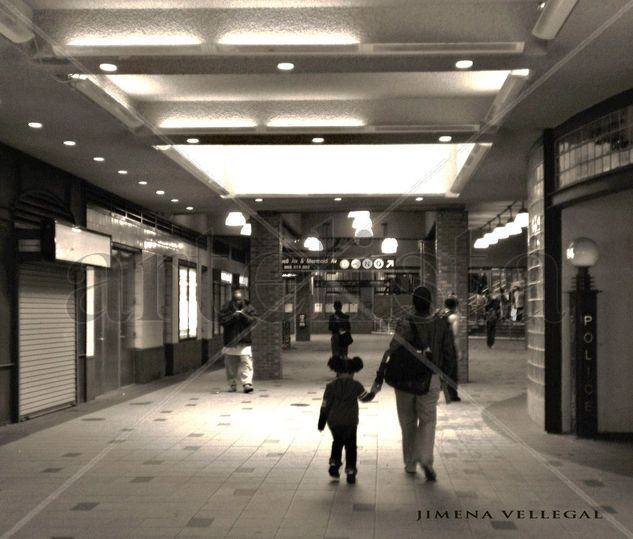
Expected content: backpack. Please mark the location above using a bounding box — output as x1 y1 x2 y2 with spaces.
384 316 434 395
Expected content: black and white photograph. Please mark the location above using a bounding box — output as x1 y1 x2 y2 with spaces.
0 1 632 538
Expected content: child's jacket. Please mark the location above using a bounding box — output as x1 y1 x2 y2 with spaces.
318 377 374 429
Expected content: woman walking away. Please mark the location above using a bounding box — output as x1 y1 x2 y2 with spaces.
328 300 353 357
372 286 457 481
485 291 499 348
318 356 375 484
442 295 461 402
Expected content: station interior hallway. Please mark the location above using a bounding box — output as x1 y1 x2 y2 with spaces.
1 336 632 539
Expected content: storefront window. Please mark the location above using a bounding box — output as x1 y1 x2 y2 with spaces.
179 262 197 339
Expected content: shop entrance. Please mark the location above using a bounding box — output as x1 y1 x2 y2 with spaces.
99 249 135 393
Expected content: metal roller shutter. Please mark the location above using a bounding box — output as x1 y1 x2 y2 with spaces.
19 264 77 419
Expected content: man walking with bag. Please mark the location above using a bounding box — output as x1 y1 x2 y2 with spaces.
372 286 457 481
219 287 257 393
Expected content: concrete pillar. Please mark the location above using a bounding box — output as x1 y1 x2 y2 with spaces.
435 209 469 383
250 212 284 379
295 273 312 341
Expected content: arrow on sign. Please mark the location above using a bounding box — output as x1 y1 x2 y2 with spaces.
386 259 395 268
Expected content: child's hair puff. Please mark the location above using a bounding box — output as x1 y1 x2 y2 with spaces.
327 355 364 374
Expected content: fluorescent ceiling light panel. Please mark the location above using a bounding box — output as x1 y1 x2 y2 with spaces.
66 35 202 47
172 144 479 196
159 118 257 130
105 71 510 102
218 32 359 46
267 118 365 128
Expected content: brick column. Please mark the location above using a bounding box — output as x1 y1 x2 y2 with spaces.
419 239 437 304
250 212 283 379
435 209 469 382
295 273 312 341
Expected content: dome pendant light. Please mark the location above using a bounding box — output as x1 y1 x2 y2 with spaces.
303 236 324 251
225 211 246 226
514 203 529 228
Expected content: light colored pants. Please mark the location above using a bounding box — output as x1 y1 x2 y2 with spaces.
395 375 441 467
224 354 253 387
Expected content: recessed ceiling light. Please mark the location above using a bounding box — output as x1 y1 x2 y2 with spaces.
186 206 194 211
63 140 76 146
277 62 295 71
455 59 474 69
439 135 452 143
28 122 43 129
312 137 325 144
156 190 165 195
334 197 342 201
117 170 128 175
171 198 179 203
537 1 547 10
255 198 263 202
93 156 105 162
99 63 118 72
416 197 424 201
138 180 148 185
186 138 200 144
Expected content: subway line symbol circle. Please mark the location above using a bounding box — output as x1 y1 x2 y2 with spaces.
339 259 350 269
373 259 385 269
362 258 373 269
351 259 361 269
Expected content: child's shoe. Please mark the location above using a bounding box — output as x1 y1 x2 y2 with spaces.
328 460 341 478
346 468 357 484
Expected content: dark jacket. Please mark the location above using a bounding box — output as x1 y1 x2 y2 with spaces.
318 376 374 429
328 311 351 335
376 312 457 398
219 300 257 347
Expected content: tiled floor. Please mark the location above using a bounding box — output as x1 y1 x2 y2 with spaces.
1 336 632 539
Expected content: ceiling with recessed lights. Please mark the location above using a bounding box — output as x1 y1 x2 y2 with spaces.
0 0 633 226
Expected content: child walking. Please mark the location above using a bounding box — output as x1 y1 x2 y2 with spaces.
318 356 376 484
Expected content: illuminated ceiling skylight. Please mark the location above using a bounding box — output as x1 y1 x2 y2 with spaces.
170 144 481 197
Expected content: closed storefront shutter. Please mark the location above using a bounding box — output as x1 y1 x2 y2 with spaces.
18 264 77 419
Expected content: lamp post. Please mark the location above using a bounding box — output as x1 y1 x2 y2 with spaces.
566 237 599 437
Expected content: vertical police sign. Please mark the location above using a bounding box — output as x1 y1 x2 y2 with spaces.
566 238 599 438
571 279 598 437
